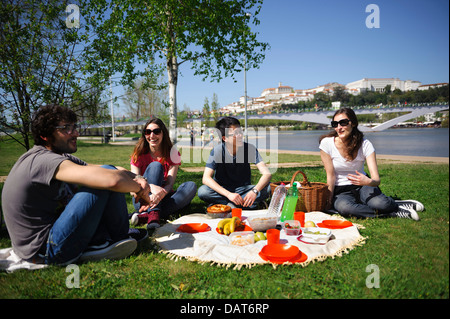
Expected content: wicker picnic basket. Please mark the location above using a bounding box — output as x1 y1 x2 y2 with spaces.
270 170 330 212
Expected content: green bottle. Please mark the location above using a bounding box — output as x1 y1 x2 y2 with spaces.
280 182 298 222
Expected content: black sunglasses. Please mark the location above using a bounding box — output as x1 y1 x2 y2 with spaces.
55 123 79 134
331 119 350 128
143 128 162 135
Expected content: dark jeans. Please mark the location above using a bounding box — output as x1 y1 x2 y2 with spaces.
333 185 398 218
197 183 271 209
46 165 129 265
132 161 197 219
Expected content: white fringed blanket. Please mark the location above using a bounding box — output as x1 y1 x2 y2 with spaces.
154 210 366 269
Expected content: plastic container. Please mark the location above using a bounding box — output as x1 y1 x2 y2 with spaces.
282 220 301 236
298 227 332 244
267 183 287 217
229 231 255 246
206 211 231 219
280 182 298 222
246 214 278 232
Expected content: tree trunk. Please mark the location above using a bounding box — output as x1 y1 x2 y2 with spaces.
167 55 178 143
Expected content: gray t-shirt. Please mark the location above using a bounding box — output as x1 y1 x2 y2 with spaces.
2 145 86 260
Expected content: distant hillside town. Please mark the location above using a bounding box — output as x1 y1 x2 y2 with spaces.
218 78 448 114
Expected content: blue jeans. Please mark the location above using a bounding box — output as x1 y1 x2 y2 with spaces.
333 185 398 218
197 183 271 209
133 161 197 219
45 165 129 265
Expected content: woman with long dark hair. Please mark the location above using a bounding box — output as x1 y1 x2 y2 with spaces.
129 118 196 229
319 108 423 220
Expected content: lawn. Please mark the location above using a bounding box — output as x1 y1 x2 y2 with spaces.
0 139 448 300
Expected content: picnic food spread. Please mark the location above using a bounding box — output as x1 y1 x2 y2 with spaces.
154 208 366 268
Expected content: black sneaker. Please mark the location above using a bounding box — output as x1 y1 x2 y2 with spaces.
128 228 148 242
79 238 137 263
391 205 420 221
395 200 425 212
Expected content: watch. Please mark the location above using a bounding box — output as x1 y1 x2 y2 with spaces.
252 188 259 195
134 174 147 181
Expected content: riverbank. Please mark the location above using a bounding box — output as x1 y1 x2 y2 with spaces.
269 149 449 164
178 147 448 172
80 138 450 164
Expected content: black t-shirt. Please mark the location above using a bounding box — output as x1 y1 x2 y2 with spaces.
205 142 263 190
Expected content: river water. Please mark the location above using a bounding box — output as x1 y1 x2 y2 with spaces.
179 127 449 158
268 127 449 157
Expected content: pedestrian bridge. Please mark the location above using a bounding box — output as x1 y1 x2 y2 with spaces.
231 104 449 132
83 103 448 133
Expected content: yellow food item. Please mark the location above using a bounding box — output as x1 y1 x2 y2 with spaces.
223 222 231 235
217 218 232 234
304 221 316 228
254 232 266 242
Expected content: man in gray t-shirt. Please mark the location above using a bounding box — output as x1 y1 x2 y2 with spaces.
2 105 156 265
2 146 86 260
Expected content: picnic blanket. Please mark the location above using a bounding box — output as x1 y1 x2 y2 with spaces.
154 210 366 269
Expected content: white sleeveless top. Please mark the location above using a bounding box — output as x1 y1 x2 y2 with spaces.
319 137 375 186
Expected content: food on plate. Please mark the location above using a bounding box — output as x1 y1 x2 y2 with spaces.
254 231 266 242
246 215 278 232
298 227 332 244
207 204 231 214
282 220 301 236
217 216 245 235
303 230 328 235
230 231 255 246
217 218 232 233
304 221 316 228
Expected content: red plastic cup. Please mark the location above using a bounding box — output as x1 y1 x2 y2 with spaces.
294 211 305 227
266 229 280 245
231 208 242 219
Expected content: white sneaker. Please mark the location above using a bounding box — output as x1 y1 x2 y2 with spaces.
395 200 424 212
392 204 420 221
79 238 137 263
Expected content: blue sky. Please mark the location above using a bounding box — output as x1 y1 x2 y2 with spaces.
115 0 449 113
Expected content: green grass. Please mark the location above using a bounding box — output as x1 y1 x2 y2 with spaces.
0 138 448 299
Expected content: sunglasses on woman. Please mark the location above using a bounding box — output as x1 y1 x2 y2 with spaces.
143 128 162 135
331 119 350 128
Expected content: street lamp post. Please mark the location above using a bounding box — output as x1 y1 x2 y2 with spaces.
244 55 248 143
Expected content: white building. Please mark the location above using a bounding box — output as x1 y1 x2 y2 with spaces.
221 77 427 113
418 83 448 90
261 82 294 99
345 78 421 94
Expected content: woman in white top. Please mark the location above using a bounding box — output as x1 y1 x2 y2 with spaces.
319 108 421 220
